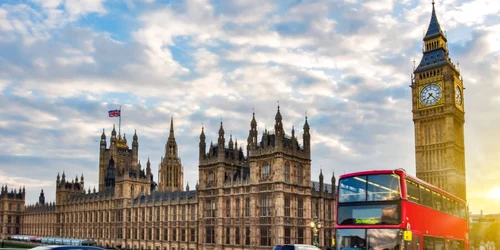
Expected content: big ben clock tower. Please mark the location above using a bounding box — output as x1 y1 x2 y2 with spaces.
412 1 466 200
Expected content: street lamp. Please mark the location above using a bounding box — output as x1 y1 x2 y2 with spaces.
310 216 322 248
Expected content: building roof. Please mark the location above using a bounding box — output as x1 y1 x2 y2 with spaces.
311 181 334 193
414 48 450 73
132 190 197 204
424 2 445 41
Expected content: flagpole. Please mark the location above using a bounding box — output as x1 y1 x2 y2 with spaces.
119 105 122 136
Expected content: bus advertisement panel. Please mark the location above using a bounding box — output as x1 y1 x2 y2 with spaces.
334 169 468 250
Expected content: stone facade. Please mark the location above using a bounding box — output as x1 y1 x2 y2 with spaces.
20 107 336 249
411 2 467 200
0 185 25 239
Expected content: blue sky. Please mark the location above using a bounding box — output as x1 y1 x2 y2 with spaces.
1 0 500 214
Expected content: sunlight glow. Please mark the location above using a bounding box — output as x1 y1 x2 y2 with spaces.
487 187 500 199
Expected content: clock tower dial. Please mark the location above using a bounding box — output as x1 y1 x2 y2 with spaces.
455 85 462 106
419 83 442 106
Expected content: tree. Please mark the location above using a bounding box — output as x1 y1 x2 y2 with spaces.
484 222 500 247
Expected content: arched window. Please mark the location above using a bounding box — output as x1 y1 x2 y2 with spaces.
284 162 290 182
295 164 303 185
261 162 271 179
208 171 215 186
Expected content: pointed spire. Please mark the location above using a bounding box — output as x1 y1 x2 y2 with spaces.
229 134 234 149
101 128 106 139
303 115 310 131
133 129 138 141
275 103 282 123
169 116 175 139
200 125 205 140
251 110 257 128
424 0 445 41
219 121 224 136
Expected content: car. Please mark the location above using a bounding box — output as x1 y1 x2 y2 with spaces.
30 246 105 250
272 244 321 250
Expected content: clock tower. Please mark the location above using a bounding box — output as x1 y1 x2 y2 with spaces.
411 1 466 200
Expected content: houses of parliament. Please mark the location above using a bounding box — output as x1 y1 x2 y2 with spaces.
0 2 468 250
2 107 337 250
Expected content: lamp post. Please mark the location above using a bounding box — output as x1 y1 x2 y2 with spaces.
310 216 322 248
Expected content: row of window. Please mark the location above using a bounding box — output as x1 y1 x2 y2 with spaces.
53 205 197 223
0 215 20 224
417 235 465 250
406 179 467 218
0 226 20 234
6 203 22 211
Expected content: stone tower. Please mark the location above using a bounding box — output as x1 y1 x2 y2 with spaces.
411 1 466 200
158 117 184 192
98 125 139 191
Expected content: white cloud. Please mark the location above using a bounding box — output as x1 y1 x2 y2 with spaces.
0 0 499 214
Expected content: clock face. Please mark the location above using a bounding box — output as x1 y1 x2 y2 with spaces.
455 86 462 106
420 83 442 106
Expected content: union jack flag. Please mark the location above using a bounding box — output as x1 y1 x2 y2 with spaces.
108 109 121 117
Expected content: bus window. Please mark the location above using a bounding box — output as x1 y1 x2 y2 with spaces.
432 191 442 211
366 174 401 201
446 239 452 250
406 180 420 203
434 237 444 250
339 176 367 202
423 236 434 250
444 197 453 215
453 240 464 250
459 204 466 218
420 186 433 207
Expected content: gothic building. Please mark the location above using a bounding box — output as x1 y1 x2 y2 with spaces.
0 185 25 238
411 1 467 200
197 107 335 249
20 108 336 250
158 117 184 192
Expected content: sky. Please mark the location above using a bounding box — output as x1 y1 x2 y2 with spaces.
0 0 499 214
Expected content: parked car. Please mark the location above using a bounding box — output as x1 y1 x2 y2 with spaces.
273 244 321 250
30 246 105 250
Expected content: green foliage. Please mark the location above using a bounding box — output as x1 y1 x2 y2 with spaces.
484 222 500 246
2 240 36 248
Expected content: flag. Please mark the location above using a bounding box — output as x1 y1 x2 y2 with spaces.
108 109 121 117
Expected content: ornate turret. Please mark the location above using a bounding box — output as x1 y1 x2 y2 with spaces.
218 121 225 160
247 111 258 156
38 189 45 205
274 105 284 149
331 171 336 198
303 116 310 154
319 169 324 192
199 126 206 161
158 117 183 192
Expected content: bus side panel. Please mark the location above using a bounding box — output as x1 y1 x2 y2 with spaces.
403 200 467 242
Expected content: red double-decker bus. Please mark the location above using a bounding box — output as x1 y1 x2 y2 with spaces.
334 169 468 250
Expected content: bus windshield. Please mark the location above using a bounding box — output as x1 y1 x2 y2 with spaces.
337 203 401 225
339 174 401 203
336 228 401 250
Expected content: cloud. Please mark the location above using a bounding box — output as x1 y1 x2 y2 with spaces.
0 0 499 214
